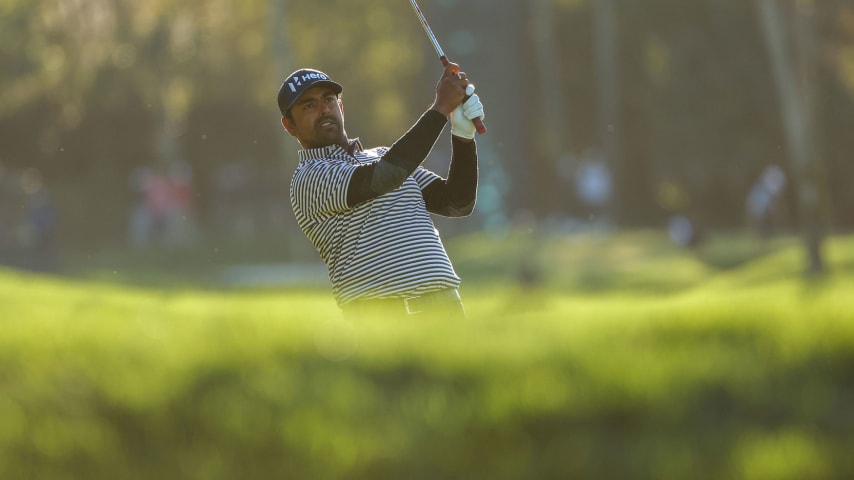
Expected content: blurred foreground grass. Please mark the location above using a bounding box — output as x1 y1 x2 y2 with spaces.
1 231 853 479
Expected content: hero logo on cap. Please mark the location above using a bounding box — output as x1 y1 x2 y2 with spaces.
287 71 329 92
278 68 343 116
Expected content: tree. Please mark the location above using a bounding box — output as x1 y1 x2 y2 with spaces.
531 0 570 216
593 0 620 221
756 0 828 274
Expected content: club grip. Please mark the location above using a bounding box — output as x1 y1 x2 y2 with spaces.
473 117 487 135
465 84 487 134
441 56 487 135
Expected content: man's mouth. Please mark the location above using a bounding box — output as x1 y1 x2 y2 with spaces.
319 117 337 129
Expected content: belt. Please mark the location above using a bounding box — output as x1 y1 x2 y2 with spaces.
342 288 464 317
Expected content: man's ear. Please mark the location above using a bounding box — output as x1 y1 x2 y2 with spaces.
281 116 296 137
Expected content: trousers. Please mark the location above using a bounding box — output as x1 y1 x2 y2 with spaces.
341 288 465 318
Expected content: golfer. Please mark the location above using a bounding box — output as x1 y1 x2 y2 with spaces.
278 64 483 317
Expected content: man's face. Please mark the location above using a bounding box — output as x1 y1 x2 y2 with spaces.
282 85 347 150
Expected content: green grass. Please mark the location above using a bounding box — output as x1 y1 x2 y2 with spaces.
1 231 853 479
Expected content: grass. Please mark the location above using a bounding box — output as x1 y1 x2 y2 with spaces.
1 230 853 479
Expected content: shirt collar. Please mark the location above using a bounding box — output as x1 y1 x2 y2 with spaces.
297 138 362 162
348 138 363 154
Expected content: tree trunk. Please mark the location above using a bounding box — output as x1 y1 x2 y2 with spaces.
756 0 827 275
593 0 621 222
269 1 315 258
532 0 568 146
531 0 569 217
269 0 293 170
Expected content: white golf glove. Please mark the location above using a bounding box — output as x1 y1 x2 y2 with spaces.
450 92 484 140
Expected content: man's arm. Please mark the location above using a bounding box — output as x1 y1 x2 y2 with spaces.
346 63 468 207
346 110 447 207
421 136 478 217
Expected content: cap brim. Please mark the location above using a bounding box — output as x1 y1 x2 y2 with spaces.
285 80 343 113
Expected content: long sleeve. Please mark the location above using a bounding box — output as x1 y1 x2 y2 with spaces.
420 136 478 217
346 110 447 207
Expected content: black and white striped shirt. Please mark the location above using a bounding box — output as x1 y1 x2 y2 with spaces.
290 143 463 306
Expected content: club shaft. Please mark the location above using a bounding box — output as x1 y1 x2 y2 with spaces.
408 0 487 134
409 0 446 60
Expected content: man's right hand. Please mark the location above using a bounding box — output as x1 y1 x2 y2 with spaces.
431 62 469 116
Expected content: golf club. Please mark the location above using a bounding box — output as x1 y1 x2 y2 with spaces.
409 0 487 134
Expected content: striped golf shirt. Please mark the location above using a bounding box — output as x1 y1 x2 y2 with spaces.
290 143 463 306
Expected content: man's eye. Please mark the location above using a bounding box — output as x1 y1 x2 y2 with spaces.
304 102 314 110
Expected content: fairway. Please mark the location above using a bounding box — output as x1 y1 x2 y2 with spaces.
1 232 853 479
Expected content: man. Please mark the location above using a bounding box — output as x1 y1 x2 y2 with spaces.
278 64 484 317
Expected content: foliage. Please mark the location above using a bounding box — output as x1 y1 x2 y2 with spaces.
3 1 854 251
2 232 854 479
0 0 432 249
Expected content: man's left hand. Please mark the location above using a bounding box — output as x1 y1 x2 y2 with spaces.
450 94 485 140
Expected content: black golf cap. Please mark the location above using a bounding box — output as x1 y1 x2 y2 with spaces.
278 68 343 116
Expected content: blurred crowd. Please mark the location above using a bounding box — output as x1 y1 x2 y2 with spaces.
0 166 57 272
126 157 292 250
746 164 788 238
0 153 792 276
207 158 292 242
128 160 196 249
